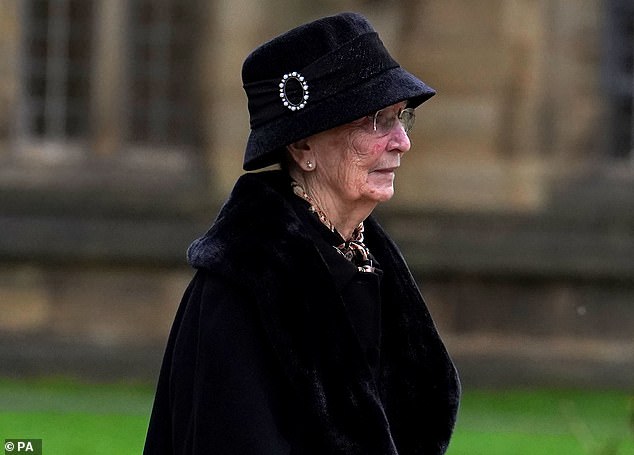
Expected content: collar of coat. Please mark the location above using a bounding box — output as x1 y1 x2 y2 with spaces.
187 170 460 455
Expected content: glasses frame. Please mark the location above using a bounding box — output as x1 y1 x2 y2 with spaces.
371 107 416 136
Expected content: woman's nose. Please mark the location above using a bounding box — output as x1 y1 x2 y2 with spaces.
388 122 411 154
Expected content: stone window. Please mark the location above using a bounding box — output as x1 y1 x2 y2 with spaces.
605 0 634 160
127 0 197 146
22 0 94 140
19 0 198 158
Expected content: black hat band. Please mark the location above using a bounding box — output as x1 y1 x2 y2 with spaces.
244 32 399 128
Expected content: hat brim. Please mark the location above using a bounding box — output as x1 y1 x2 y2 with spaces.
243 66 435 171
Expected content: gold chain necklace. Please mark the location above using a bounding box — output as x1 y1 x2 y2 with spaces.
291 180 375 272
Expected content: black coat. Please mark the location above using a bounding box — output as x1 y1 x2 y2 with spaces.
144 170 460 455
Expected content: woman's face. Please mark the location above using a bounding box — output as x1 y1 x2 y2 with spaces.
309 102 411 206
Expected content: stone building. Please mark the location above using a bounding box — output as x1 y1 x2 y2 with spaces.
0 0 632 387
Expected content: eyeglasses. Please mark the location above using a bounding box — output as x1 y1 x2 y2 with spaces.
369 107 416 136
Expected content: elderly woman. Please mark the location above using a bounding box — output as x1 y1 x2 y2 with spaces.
144 12 459 455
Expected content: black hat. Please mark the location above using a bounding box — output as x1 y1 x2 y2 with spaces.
241 12 436 171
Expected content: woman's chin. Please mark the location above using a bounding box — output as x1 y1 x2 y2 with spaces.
363 185 395 202
365 172 396 201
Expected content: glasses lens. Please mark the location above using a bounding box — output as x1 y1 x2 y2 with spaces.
371 108 415 135
398 108 415 134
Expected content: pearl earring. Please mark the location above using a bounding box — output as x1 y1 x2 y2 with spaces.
306 160 314 169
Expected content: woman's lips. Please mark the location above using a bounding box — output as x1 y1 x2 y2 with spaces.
372 167 397 174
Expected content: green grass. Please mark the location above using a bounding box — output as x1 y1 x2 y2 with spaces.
0 378 632 454
447 389 634 455
0 378 152 455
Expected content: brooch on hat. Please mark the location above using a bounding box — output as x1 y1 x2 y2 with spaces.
279 72 309 111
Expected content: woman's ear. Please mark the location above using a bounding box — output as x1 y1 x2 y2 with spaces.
286 139 316 172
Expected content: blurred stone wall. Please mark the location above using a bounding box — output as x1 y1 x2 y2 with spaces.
0 0 632 387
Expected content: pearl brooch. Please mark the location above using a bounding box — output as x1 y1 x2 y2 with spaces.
279 72 309 111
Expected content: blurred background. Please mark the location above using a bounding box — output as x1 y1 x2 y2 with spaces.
0 0 632 452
